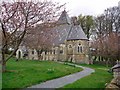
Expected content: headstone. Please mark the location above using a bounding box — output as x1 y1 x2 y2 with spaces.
41 52 45 60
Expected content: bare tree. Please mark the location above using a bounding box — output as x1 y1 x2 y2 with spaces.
92 4 120 65
94 15 106 36
23 22 58 59
104 6 120 33
0 0 63 72
95 5 120 36
91 32 120 66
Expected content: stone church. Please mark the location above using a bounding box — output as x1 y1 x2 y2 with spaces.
16 10 90 64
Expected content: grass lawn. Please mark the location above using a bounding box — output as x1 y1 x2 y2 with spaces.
0 65 2 90
2 58 82 89
63 64 113 89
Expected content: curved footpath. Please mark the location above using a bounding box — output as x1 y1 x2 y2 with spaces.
28 62 95 88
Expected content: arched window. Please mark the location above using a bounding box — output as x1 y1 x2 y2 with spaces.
60 47 63 54
32 50 34 54
78 46 80 52
53 50 56 54
60 50 63 54
80 46 83 53
78 44 83 53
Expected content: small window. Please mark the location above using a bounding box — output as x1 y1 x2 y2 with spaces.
50 50 52 54
32 50 34 54
78 46 80 52
80 46 83 53
53 50 56 54
45 51 47 55
60 50 63 54
78 45 83 53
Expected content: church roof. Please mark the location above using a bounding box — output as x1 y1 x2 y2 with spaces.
53 24 71 46
52 10 88 46
57 10 71 25
67 25 88 40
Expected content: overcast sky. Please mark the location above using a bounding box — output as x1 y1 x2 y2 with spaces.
52 0 120 16
1 0 120 16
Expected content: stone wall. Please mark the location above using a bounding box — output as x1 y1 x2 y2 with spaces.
40 40 89 64
106 76 120 89
66 40 89 64
106 65 120 89
41 45 66 61
16 39 89 64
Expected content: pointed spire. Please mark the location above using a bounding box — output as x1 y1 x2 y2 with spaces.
57 10 71 25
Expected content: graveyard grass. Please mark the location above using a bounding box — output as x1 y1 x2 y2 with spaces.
2 58 82 88
63 64 113 88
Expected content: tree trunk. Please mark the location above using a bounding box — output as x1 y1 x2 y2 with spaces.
2 62 6 72
2 48 7 72
2 55 6 72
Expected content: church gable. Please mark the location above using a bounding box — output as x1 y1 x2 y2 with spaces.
53 10 88 46
67 25 88 40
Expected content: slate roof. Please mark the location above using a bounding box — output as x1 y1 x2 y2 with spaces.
52 10 88 46
67 25 88 40
53 24 71 46
57 10 71 25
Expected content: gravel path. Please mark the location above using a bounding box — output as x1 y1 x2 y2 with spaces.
27 62 95 88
